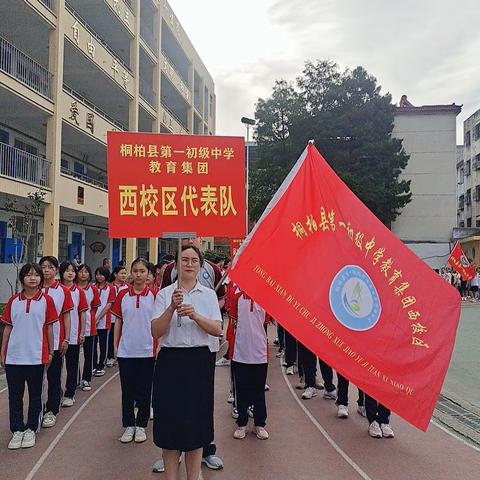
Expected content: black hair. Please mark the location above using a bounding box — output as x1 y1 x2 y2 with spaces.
102 257 111 266
39 256 59 269
110 265 127 282
147 262 156 276
59 261 78 282
155 260 170 270
19 263 44 287
95 266 110 282
162 254 175 263
176 245 204 266
131 257 150 270
77 264 93 282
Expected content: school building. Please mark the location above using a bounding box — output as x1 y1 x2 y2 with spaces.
0 0 215 301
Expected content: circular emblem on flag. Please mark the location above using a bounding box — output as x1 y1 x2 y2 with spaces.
329 265 381 331
202 271 209 280
460 254 470 267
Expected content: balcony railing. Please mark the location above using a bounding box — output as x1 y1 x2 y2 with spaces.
140 23 158 55
140 80 156 109
160 101 188 132
63 84 127 130
61 166 107 190
40 0 54 11
0 142 50 188
66 3 132 73
0 35 53 99
161 49 190 88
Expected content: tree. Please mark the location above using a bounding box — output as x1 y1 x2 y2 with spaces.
252 61 411 227
4 190 46 293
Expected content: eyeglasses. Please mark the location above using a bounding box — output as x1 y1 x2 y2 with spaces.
180 258 200 265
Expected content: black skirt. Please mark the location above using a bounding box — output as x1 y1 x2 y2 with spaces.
152 346 215 452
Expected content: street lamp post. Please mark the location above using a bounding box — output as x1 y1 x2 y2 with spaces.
241 116 255 235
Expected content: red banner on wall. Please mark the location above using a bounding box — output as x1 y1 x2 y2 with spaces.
107 132 246 238
448 242 476 280
230 143 460 431
230 238 244 259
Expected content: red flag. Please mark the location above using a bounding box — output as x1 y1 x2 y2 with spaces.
230 143 460 431
448 242 476 281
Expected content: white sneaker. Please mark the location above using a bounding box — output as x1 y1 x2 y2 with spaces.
106 359 115 367
227 392 235 404
315 376 325 390
337 405 349 418
323 388 337 400
357 405 366 417
62 397 75 407
134 426 147 443
82 380 92 391
215 357 230 367
8 431 24 450
233 426 247 439
286 366 294 375
368 421 382 438
119 426 135 443
21 429 36 448
42 411 56 428
302 387 317 400
296 377 306 389
94 369 105 377
380 423 395 438
254 426 269 440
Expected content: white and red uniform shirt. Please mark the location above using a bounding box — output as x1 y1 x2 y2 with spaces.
229 288 268 364
111 285 158 358
80 284 101 337
111 282 129 324
95 283 115 330
42 280 74 350
67 285 88 345
1 290 58 365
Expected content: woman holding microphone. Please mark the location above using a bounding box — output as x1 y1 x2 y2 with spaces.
151 245 222 480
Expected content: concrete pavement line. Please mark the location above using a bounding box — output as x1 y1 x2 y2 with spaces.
24 372 120 480
280 360 373 480
431 419 480 453
0 386 7 394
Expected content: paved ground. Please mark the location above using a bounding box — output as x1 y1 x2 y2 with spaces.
0 320 479 480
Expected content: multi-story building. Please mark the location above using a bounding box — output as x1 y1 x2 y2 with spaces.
0 0 215 301
391 95 461 268
455 108 480 263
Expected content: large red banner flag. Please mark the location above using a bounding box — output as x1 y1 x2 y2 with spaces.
448 242 476 281
230 143 460 431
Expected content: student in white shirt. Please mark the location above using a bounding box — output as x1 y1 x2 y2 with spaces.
229 286 269 440
76 264 100 391
93 266 115 377
60 261 88 407
40 256 73 429
1 263 58 449
107 266 128 367
111 258 157 444
151 245 222 480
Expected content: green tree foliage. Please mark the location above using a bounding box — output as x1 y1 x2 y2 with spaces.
252 60 411 227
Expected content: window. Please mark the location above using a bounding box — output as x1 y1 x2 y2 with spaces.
476 186 480 202
465 131 471 146
61 158 69 170
209 94 213 118
459 194 465 210
467 218 472 227
476 219 480 227
14 138 38 156
466 189 472 205
466 160 471 176
475 123 480 141
77 186 84 205
459 221 465 227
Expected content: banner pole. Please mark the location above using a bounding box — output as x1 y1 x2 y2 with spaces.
177 237 182 327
